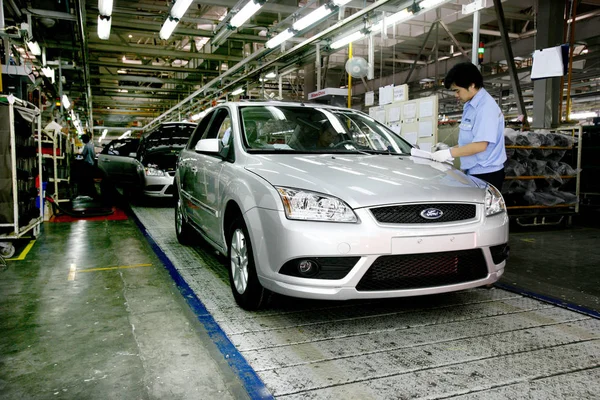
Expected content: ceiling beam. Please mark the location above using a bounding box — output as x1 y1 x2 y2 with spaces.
90 73 202 85
93 84 195 93
87 42 243 61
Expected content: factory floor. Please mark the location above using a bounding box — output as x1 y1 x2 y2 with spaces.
1 200 599 399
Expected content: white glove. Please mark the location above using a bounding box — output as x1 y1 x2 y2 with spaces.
431 148 453 163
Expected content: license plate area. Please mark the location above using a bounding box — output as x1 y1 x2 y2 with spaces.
391 233 475 255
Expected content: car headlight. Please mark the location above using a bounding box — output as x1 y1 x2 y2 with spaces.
145 167 165 176
485 184 506 216
276 187 358 223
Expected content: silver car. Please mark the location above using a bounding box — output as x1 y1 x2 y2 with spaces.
175 102 509 310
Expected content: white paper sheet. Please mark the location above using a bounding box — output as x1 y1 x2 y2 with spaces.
419 140 433 153
379 85 393 106
410 147 432 159
418 121 433 137
374 109 386 124
403 103 417 119
365 91 374 106
419 100 434 118
403 131 418 145
393 85 406 102
388 106 401 122
390 123 401 134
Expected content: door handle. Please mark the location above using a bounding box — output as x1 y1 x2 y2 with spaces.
102 158 110 162
190 166 198 173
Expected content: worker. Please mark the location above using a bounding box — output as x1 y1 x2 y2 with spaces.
431 62 507 189
79 133 98 199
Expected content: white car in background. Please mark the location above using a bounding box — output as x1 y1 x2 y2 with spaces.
175 102 509 310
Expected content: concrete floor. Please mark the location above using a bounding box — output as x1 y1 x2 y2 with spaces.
1 202 599 399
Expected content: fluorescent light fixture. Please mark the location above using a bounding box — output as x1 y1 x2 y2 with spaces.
229 1 262 28
332 0 352 5
419 0 446 8
170 0 194 19
62 95 71 110
98 0 113 16
97 15 111 40
118 89 129 93
231 87 245 96
160 16 179 40
191 109 210 121
265 72 277 79
266 29 294 49
26 41 41 56
570 111 597 119
119 130 132 139
371 9 413 32
293 5 333 31
330 30 365 49
42 67 55 83
117 69 127 74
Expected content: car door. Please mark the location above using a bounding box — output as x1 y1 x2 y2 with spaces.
98 139 140 185
186 108 231 243
179 111 215 226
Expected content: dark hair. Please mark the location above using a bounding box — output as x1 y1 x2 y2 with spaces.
444 62 484 90
81 134 90 143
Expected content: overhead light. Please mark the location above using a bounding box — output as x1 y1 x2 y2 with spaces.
570 111 597 119
330 30 366 49
62 95 71 110
170 0 194 19
117 69 127 74
160 16 179 40
128 34 133 38
332 0 352 5
293 5 333 31
98 0 113 16
42 67 55 83
371 9 413 32
191 109 210 121
119 130 132 139
266 29 294 49
419 0 446 8
26 41 41 56
97 15 111 40
229 0 262 28
231 87 245 96
265 72 277 79
118 89 129 93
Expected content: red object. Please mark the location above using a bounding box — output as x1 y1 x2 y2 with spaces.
39 147 61 156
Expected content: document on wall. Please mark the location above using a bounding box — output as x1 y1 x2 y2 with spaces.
379 85 393 106
419 100 434 118
403 102 417 120
418 121 433 137
374 108 386 124
419 140 434 153
388 106 401 122
403 131 418 145
365 91 375 106
389 123 401 135
393 85 406 102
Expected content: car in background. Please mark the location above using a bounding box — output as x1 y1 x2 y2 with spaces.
174 102 509 310
137 122 197 198
97 138 141 187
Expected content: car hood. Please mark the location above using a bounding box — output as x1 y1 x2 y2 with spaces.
244 154 487 208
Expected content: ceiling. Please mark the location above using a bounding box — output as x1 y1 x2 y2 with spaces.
2 0 599 142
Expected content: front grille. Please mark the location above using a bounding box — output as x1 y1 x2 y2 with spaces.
164 185 174 195
356 249 488 291
370 203 477 224
167 171 176 177
145 185 164 192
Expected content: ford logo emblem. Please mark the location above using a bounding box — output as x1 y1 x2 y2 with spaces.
420 208 444 220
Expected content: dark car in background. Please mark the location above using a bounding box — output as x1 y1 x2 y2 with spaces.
137 122 197 198
97 138 141 187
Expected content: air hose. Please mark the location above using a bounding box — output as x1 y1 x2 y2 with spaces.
45 195 114 218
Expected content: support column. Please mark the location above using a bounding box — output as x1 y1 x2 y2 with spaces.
304 62 316 101
532 0 564 128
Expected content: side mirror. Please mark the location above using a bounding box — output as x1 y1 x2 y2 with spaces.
195 138 229 159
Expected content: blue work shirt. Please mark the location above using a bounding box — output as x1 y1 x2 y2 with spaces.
458 88 506 175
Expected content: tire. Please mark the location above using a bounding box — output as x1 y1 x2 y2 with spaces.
228 218 270 310
175 195 194 245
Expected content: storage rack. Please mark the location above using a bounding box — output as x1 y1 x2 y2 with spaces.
41 128 72 203
503 125 582 226
0 95 43 256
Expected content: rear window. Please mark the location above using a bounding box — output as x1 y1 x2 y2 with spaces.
143 124 196 150
101 139 140 156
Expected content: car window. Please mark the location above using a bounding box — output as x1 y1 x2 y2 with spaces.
202 108 232 145
188 111 214 149
239 105 412 154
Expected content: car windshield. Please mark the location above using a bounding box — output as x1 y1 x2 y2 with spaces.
239 105 412 154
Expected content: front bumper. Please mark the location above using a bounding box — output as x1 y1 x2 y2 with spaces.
244 205 509 300
143 174 175 198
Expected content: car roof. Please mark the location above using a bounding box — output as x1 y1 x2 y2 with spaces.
222 101 355 112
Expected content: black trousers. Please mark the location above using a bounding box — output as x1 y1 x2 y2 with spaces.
470 169 505 190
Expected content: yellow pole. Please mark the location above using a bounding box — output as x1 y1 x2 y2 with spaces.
347 43 352 109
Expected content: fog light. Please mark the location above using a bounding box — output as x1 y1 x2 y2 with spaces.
298 259 319 276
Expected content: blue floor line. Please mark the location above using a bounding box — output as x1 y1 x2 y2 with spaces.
495 282 600 320
130 212 274 400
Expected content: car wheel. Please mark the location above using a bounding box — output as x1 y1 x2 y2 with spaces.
175 195 194 245
228 219 270 310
